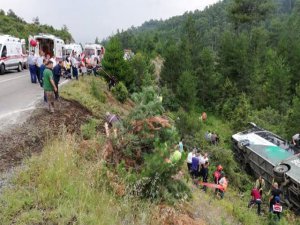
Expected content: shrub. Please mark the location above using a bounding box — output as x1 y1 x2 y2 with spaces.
81 118 99 140
112 82 128 103
90 79 106 103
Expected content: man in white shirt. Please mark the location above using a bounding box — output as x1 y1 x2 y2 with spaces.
36 51 44 85
187 149 196 174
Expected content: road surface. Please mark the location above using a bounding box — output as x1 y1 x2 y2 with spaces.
0 69 67 130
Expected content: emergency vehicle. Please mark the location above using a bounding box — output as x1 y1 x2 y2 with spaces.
21 39 28 69
0 35 24 75
84 44 102 57
64 43 82 57
29 34 65 62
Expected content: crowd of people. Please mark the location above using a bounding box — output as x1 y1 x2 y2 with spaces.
248 176 283 220
27 50 105 113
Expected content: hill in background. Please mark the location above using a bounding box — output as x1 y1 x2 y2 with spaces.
0 9 73 43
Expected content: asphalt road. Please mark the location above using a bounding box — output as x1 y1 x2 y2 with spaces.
0 69 67 130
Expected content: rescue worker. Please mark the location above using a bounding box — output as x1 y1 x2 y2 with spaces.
292 133 300 146
178 138 184 153
218 174 228 199
36 51 44 86
255 176 265 197
28 51 38 83
43 61 57 113
53 60 63 99
187 148 196 174
202 161 209 192
105 112 120 137
248 185 262 215
269 182 282 213
191 152 200 180
213 165 223 184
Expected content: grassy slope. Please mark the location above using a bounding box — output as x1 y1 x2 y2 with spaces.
0 77 157 225
0 77 298 225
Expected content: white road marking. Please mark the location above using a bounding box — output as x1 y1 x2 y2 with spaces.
0 106 36 120
0 74 27 84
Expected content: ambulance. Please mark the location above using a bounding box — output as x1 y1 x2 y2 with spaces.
64 43 82 57
29 33 65 61
0 35 24 75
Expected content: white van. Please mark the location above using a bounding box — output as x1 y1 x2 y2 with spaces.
64 43 82 57
29 34 65 62
0 35 24 75
84 44 102 57
21 39 28 69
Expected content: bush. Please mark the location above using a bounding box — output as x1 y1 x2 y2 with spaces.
90 79 106 103
112 82 128 103
81 118 99 140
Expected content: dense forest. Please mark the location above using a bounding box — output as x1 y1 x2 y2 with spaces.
111 0 300 140
0 9 73 43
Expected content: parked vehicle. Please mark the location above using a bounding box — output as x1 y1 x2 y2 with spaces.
29 34 64 62
84 44 104 63
232 123 300 213
21 39 28 69
64 43 82 58
0 35 24 75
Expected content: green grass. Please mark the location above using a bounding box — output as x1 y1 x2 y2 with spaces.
0 134 158 225
61 76 131 119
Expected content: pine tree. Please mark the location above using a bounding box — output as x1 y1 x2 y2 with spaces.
102 37 126 81
176 71 197 111
285 85 300 137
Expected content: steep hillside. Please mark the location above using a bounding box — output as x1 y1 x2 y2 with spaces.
0 9 73 43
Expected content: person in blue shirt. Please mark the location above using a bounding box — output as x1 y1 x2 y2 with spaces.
191 152 200 179
52 60 63 99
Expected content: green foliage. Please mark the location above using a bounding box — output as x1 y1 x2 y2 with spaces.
102 37 126 81
231 93 252 131
131 143 191 203
130 86 164 120
125 52 155 92
112 82 128 103
229 0 275 28
285 85 300 137
0 10 73 43
176 71 197 111
81 118 99 140
90 79 106 103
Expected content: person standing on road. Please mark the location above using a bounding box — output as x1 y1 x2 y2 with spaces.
36 51 44 86
43 61 57 113
27 51 38 83
53 60 63 100
71 53 78 80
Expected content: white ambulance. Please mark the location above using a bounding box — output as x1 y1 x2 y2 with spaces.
84 44 102 57
0 35 24 75
29 34 65 62
64 43 82 57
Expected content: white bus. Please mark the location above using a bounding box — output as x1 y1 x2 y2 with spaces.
0 35 24 75
29 33 65 62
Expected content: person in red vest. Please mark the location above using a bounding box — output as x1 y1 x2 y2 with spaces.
248 185 262 215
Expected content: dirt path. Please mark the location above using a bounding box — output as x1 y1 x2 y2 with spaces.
0 99 92 173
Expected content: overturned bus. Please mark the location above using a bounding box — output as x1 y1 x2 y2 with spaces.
232 123 300 213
